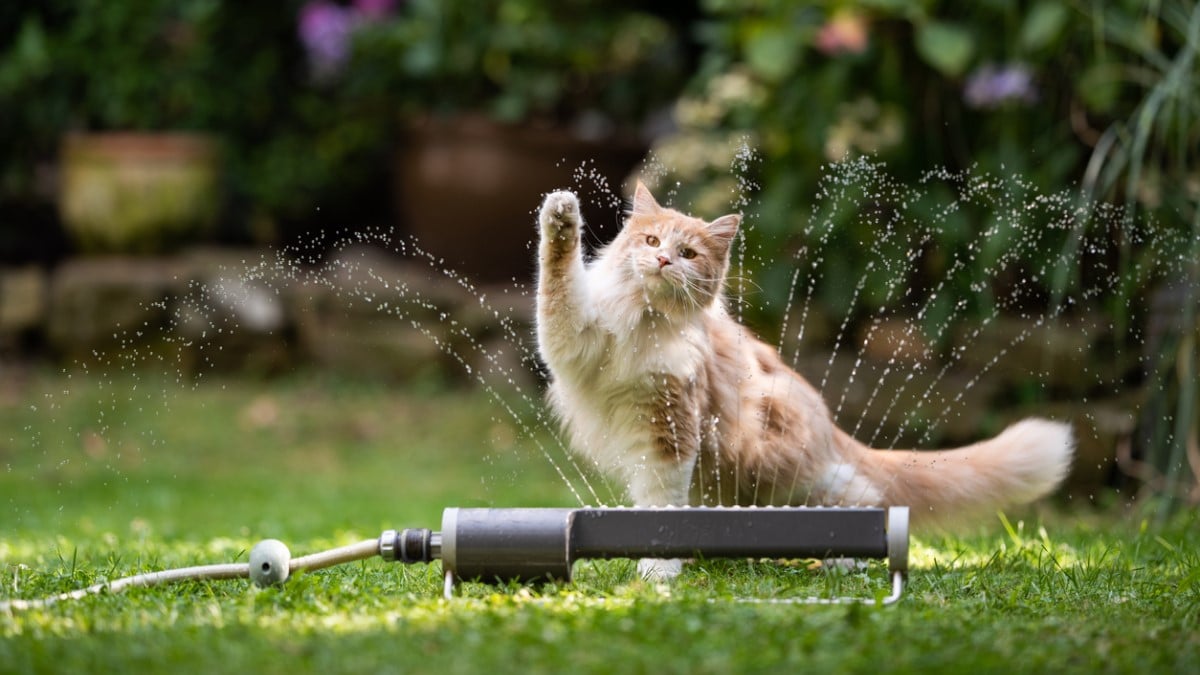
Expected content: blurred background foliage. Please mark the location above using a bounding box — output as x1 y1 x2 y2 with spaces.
652 0 1197 332
1 0 1193 308
0 0 692 250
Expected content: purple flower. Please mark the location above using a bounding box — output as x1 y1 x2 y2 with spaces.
964 64 1038 109
298 1 357 80
298 0 398 81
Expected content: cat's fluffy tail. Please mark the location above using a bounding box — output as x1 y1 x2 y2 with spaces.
850 418 1074 523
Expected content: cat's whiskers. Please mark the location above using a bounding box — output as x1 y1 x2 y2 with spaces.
673 275 704 311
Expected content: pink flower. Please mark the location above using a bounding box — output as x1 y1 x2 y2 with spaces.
816 11 869 56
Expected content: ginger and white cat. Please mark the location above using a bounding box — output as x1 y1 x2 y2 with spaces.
535 182 1073 578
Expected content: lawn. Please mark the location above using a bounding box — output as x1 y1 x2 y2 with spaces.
1 370 1198 673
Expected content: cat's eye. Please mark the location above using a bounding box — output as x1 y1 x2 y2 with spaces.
645 234 660 247
680 247 697 259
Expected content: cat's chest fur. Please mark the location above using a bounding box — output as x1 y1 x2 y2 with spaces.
544 282 713 475
549 264 710 388
550 318 706 421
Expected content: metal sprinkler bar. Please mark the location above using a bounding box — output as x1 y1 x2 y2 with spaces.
380 506 909 604
1 506 909 610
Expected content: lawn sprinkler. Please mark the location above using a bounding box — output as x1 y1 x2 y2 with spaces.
1 506 909 610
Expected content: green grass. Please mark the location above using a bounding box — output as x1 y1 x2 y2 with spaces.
2 371 1198 673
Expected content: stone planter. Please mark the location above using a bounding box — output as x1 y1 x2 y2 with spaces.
58 132 221 253
394 115 647 282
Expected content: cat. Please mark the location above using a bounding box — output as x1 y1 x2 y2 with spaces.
535 182 1074 579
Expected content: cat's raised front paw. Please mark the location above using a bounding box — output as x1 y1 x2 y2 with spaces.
538 190 581 239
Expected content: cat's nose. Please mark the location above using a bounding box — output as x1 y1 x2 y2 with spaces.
657 255 671 268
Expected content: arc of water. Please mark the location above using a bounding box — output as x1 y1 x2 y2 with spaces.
258 228 613 507
872 171 1065 449
888 187 1095 445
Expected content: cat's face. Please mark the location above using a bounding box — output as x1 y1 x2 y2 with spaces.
608 182 741 315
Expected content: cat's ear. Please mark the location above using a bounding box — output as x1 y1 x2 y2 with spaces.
632 180 661 215
707 214 741 249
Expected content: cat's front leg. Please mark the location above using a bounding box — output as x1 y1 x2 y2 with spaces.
537 190 583 277
536 191 590 351
627 451 697 582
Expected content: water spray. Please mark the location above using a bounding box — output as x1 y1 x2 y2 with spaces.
2 506 909 610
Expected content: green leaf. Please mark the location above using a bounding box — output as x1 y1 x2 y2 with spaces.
1019 1 1069 52
915 21 974 77
1077 63 1121 114
745 26 801 82
0 18 52 91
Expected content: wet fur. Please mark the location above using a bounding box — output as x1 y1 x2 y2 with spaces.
535 184 1074 540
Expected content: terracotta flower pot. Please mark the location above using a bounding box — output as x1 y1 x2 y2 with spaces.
58 132 221 253
395 115 647 282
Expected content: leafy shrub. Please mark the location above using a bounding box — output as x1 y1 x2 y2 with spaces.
650 0 1196 345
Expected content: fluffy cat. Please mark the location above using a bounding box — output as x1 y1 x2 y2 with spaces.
535 182 1074 579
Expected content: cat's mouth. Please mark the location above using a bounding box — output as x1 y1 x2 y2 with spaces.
630 256 694 309
641 268 694 309
639 260 677 286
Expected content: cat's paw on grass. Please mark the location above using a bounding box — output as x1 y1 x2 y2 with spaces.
637 557 684 582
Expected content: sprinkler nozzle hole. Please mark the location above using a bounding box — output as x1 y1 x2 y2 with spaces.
248 539 291 587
